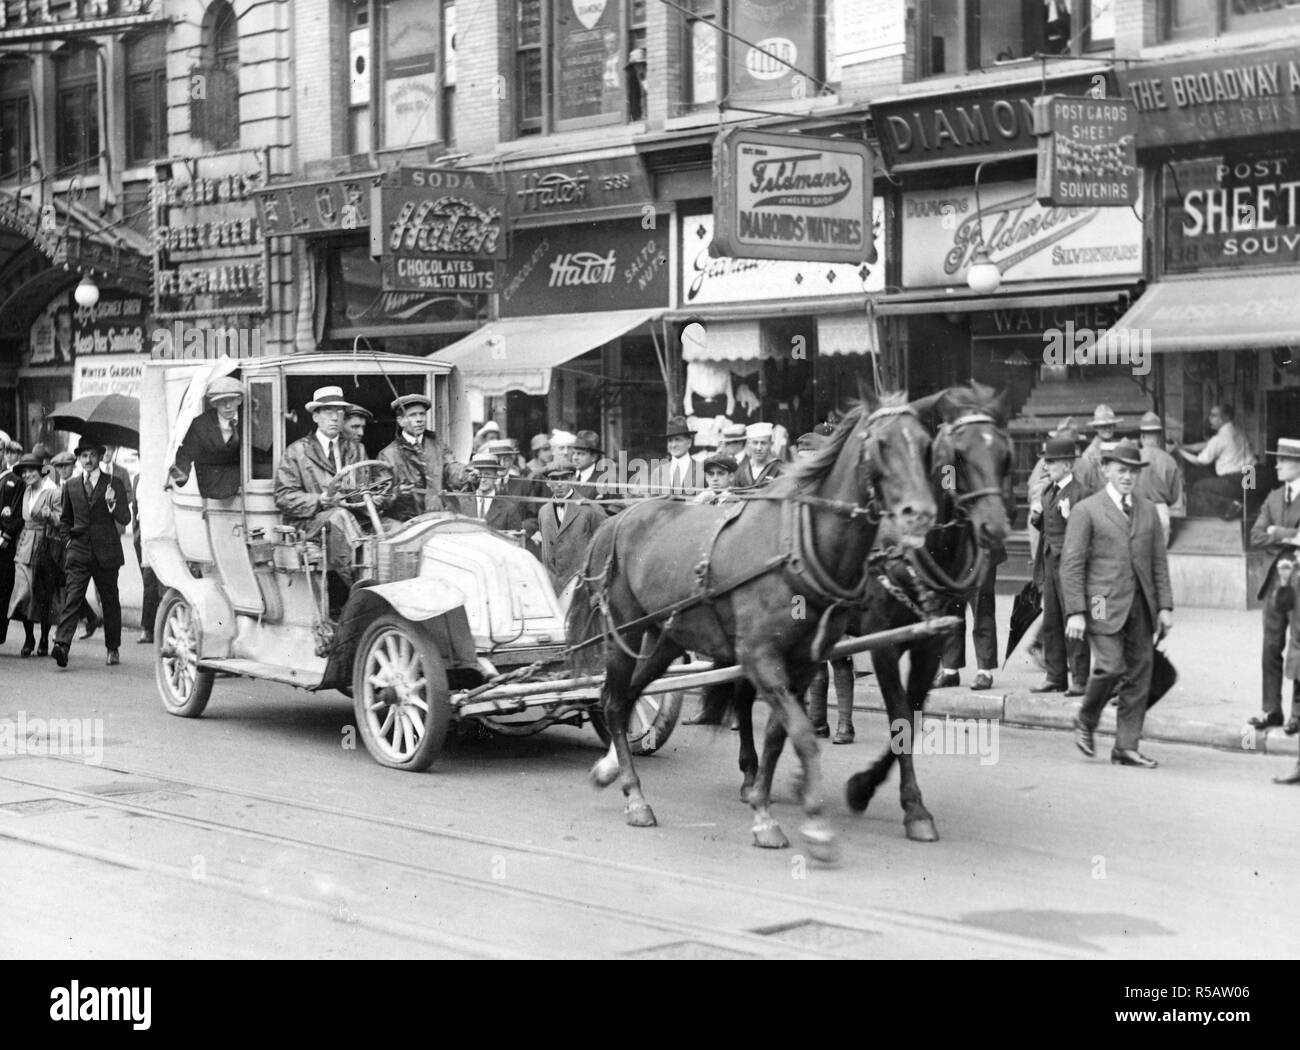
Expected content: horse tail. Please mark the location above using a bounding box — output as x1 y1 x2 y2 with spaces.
565 517 618 676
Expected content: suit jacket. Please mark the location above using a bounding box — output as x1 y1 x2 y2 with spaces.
1060 487 1173 635
648 456 707 495
1250 484 1300 598
377 433 457 520
537 498 605 590
0 469 23 561
274 432 365 525
61 471 132 569
174 409 241 500
1030 476 1089 560
734 457 785 490
456 490 526 533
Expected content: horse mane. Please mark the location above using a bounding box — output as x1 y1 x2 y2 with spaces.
791 392 910 485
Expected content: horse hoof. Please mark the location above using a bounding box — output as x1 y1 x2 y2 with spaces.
740 783 754 804
845 774 874 814
751 821 790 849
589 751 619 789
905 817 939 842
625 803 658 828
800 823 840 865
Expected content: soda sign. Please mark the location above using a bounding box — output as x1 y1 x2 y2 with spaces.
711 128 874 264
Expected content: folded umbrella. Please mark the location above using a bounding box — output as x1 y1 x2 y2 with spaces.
1003 579 1043 668
48 393 141 450
1146 647 1177 710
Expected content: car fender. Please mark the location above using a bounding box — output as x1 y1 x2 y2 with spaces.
320 578 478 693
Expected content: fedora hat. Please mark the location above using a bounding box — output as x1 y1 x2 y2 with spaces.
306 385 350 412
14 453 47 475
572 430 602 455
1043 435 1077 461
664 416 693 440
206 376 244 402
74 437 106 456
1089 404 1118 428
1101 439 1146 467
392 393 431 414
1266 437 1300 459
1138 411 1164 432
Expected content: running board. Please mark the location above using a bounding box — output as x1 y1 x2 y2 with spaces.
198 658 324 690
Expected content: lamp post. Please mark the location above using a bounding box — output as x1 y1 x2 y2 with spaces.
966 159 1002 295
74 274 99 308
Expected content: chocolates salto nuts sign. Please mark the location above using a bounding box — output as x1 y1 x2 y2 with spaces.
902 180 1143 288
369 167 506 294
711 129 875 265
1034 96 1139 208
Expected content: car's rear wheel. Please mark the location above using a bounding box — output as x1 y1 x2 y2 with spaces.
155 590 214 718
352 615 451 771
590 690 684 756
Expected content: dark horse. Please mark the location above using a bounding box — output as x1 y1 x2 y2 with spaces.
844 381 1014 841
567 395 936 861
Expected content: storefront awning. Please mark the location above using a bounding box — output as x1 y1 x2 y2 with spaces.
436 308 658 396
818 314 879 356
874 281 1132 316
1099 272 1300 354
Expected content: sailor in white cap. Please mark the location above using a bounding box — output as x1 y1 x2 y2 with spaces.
735 421 784 488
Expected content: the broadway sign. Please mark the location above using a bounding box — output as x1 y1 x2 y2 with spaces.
711 129 874 264
370 168 505 294
1034 96 1139 208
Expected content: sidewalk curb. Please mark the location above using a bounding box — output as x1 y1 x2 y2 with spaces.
855 684 1300 758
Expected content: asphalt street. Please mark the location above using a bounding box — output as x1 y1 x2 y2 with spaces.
1 648 1296 959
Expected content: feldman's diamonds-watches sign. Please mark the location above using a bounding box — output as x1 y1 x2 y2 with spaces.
711 129 875 265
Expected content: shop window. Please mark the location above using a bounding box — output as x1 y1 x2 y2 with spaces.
513 0 644 136
345 0 444 155
917 1 1112 77
55 42 99 174
125 29 168 166
679 0 836 114
1160 0 1300 40
191 1 240 149
0 56 30 181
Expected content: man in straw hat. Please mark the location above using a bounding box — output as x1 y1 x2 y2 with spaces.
1062 440 1174 769
1028 434 1091 696
50 437 133 668
169 374 244 501
1134 411 1182 546
377 392 460 522
275 386 374 595
1249 436 1300 738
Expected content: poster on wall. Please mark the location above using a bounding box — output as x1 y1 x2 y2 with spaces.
554 0 623 126
72 353 150 400
27 292 75 367
728 0 819 104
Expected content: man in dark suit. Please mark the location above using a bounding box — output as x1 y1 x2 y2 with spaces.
536 464 605 593
52 438 132 668
1062 440 1174 768
457 453 526 533
1028 434 1092 695
648 416 707 495
1249 437 1300 736
169 375 243 500
0 447 23 646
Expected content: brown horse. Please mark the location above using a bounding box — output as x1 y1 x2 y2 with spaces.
568 394 936 861
844 381 1014 841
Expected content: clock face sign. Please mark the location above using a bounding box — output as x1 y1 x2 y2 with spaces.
572 0 606 30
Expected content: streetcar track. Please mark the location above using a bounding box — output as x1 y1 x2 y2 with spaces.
0 755 1095 959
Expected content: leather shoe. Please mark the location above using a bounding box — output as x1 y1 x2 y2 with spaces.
933 669 959 689
52 643 68 668
1066 682 1086 697
812 724 830 739
20 644 33 658
1285 717 1300 736
1031 680 1067 693
105 649 120 666
80 613 100 640
971 671 994 691
137 630 154 645
1274 765 1300 785
1111 748 1158 768
36 643 48 657
1073 718 1095 757
1248 712 1284 729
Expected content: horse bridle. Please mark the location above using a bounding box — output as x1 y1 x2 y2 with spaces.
933 412 1011 512
854 403 924 522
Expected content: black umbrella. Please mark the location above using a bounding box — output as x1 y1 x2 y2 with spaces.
48 393 141 449
1003 579 1043 668
1146 647 1177 710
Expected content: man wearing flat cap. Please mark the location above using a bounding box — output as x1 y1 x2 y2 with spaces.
377 392 461 522
344 404 373 451
50 437 133 669
1134 412 1182 546
649 416 706 495
170 375 244 500
734 422 784 489
1062 440 1174 769
275 386 372 591
537 463 606 592
1249 437 1300 739
693 453 739 505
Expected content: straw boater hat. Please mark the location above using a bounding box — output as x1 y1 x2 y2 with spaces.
392 393 431 414
469 452 505 474
1101 440 1146 467
1089 404 1118 428
702 453 738 473
1266 438 1300 459
306 385 350 411
206 376 243 402
721 423 748 444
1139 411 1164 432
484 438 519 458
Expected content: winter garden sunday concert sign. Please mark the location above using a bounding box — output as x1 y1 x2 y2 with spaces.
1034 96 1138 207
711 129 874 264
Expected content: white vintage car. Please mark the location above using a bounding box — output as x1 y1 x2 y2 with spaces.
139 352 681 771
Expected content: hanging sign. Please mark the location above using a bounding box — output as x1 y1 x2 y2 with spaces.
1034 95 1139 207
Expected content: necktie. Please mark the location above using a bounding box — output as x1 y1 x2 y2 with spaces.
84 475 93 499
1286 486 1293 510
1122 494 1132 518
673 461 683 490
329 440 339 474
479 497 487 518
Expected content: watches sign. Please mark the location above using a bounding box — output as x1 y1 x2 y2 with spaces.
711 128 875 265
